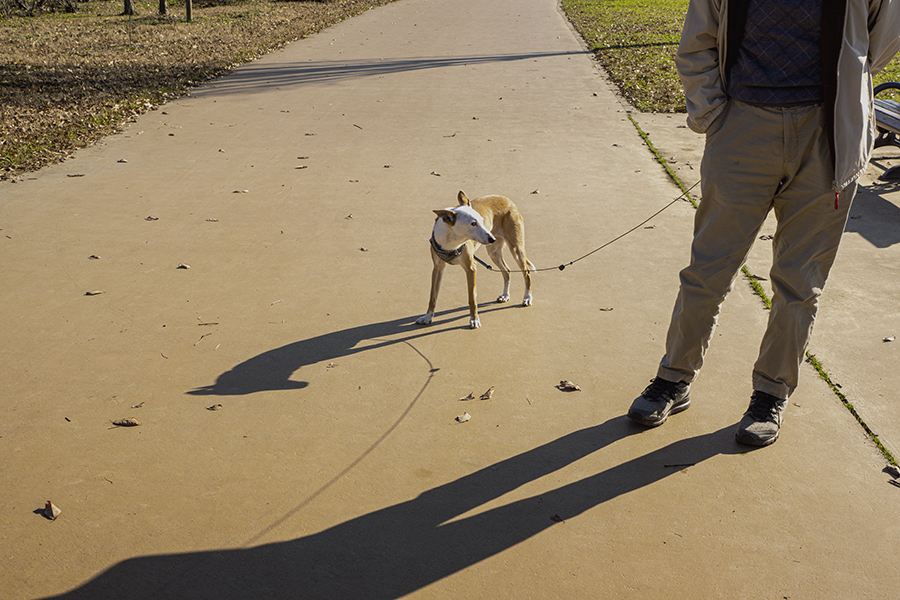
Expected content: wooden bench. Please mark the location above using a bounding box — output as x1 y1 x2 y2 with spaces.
873 82 900 178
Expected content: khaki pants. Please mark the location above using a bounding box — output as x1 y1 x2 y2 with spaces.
657 99 857 399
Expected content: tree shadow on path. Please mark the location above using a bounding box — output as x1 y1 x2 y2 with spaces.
194 51 591 96
47 419 752 599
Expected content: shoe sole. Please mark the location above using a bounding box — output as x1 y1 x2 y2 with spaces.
735 430 779 447
627 396 691 427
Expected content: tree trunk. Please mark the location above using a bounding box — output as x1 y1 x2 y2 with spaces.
159 0 166 15
123 0 135 16
185 0 192 22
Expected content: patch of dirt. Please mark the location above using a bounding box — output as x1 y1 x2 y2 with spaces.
0 0 397 178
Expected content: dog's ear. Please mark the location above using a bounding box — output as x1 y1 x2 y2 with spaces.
457 191 471 206
434 209 457 225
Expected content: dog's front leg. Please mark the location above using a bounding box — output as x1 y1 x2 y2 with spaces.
416 261 445 325
465 263 480 329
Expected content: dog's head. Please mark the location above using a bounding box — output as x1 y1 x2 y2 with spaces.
433 191 496 245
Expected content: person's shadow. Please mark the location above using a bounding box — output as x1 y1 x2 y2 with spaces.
46 418 753 599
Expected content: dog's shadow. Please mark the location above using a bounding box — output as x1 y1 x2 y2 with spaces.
188 304 517 396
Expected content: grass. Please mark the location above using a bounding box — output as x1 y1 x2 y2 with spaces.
562 0 686 112
562 0 900 111
806 354 898 465
0 0 398 177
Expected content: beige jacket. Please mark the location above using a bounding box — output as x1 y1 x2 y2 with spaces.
675 0 900 190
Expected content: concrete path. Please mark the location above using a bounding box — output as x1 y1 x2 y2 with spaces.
2 0 898 598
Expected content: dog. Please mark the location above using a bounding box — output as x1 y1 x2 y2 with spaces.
416 191 534 329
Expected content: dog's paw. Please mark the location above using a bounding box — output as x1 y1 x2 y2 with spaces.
469 317 481 329
416 314 433 326
522 293 533 307
496 294 510 304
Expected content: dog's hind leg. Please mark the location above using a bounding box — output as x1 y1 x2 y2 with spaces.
511 245 534 306
498 208 533 306
486 242 512 303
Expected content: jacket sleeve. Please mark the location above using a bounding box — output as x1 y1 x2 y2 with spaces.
869 0 900 74
674 0 727 133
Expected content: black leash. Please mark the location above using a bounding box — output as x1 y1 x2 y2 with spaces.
475 181 700 273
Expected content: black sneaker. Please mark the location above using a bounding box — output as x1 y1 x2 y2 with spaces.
735 391 787 446
627 378 691 427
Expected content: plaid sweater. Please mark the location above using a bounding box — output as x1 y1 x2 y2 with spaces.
726 0 824 106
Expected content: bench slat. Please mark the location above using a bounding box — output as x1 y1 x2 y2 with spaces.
875 97 900 139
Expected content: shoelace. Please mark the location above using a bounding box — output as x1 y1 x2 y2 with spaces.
747 392 784 422
644 378 680 403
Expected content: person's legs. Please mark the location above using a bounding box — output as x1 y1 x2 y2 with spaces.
658 101 784 385
737 104 855 446
631 101 785 426
752 106 856 399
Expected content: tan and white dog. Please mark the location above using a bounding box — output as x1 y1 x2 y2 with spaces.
416 191 534 329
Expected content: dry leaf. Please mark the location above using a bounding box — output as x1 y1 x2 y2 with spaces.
84 290 104 296
884 336 895 342
111 418 141 427
131 402 145 409
558 380 581 392
479 387 495 400
207 404 223 411
885 465 900 479
459 392 475 401
177 263 190 269
145 216 159 221
44 501 61 520
455 412 471 423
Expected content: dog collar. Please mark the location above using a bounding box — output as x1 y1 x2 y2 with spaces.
430 235 465 264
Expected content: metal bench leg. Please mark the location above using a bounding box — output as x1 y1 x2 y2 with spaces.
880 164 900 180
